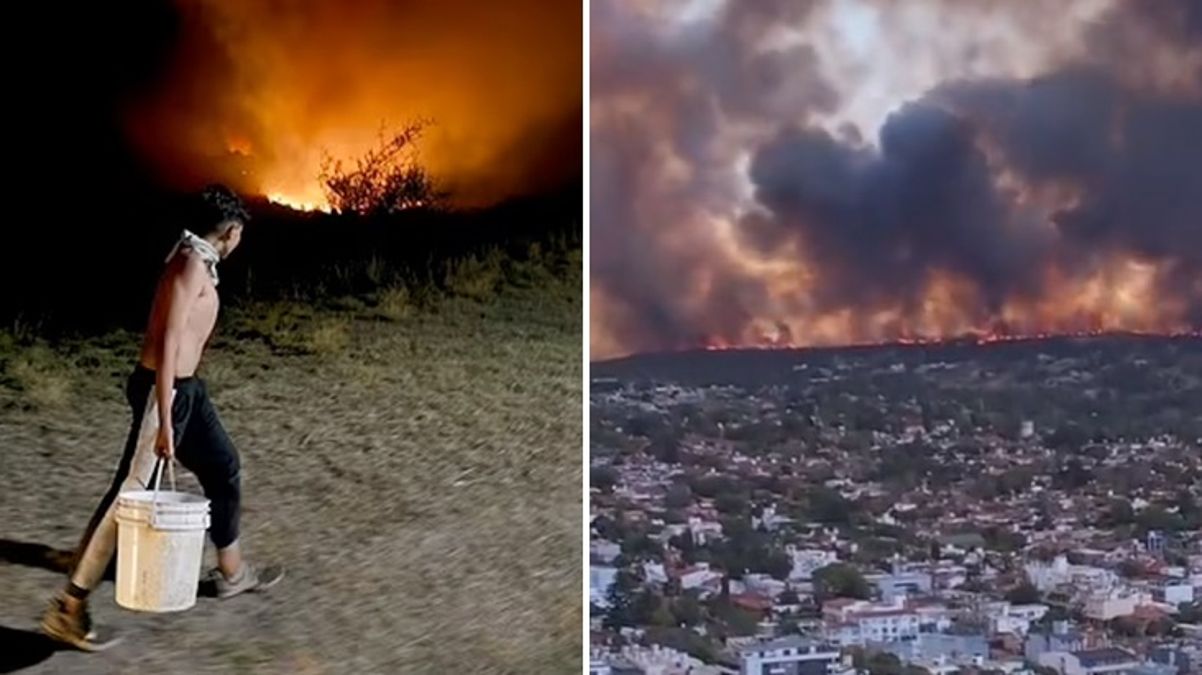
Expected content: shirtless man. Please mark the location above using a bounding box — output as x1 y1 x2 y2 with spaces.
41 185 283 650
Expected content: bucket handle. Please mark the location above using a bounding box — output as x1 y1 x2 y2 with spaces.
150 457 178 529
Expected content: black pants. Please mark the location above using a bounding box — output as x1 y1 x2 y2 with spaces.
69 365 241 591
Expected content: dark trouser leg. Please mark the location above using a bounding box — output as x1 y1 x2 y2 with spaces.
174 381 241 549
67 370 182 596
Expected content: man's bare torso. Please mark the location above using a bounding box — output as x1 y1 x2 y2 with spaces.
138 250 219 377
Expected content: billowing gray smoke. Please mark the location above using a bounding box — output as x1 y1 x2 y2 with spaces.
591 0 1202 358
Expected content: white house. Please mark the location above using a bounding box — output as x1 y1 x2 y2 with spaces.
687 516 723 545
743 573 787 598
1082 591 1137 621
868 567 934 602
1037 647 1139 675
591 539 621 564
989 602 1049 636
588 648 613 675
1157 580 1194 607
590 566 618 608
823 597 921 646
1026 555 1117 593
643 562 669 586
679 563 724 593
752 504 792 531
787 546 839 582
737 636 852 675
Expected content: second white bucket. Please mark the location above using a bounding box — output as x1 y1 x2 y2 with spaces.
114 466 210 612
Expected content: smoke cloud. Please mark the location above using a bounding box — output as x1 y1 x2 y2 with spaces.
591 0 1202 358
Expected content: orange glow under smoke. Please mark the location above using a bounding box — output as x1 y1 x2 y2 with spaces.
693 258 1199 354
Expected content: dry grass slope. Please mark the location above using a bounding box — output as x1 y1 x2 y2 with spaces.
0 274 582 674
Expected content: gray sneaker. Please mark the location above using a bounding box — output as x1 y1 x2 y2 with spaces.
40 595 121 652
213 563 285 599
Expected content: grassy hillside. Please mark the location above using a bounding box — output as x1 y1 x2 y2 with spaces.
0 218 583 672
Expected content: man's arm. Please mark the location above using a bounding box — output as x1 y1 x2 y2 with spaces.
156 255 206 452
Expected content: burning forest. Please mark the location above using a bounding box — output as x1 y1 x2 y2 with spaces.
590 0 1202 359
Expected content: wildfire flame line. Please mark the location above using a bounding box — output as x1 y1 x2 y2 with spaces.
701 329 1202 353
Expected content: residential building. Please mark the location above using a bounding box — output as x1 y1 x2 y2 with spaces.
590 647 615 675
591 566 618 608
679 563 724 593
687 516 723 545
868 563 934 602
1154 580 1194 607
1025 623 1087 663
786 547 839 582
1026 555 1117 593
753 504 792 531
737 636 850 675
592 539 622 564
823 597 920 646
643 562 669 586
1083 591 1138 621
1037 647 1140 675
880 632 988 671
1148 645 1192 673
987 602 1049 636
1128 664 1177 675
616 644 715 675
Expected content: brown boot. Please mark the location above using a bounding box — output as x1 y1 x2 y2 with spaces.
39 593 121 652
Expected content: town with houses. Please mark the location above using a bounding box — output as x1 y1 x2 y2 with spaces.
588 338 1202 675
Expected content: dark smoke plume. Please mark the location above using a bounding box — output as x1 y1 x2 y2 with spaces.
591 0 1202 357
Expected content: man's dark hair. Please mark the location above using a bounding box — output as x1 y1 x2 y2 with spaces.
187 184 249 235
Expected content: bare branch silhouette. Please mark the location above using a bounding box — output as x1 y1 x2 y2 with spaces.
319 120 448 215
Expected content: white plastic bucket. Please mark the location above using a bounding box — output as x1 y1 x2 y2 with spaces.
114 471 210 612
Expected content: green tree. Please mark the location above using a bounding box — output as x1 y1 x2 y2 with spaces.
1103 498 1135 527
713 600 760 637
1137 505 1185 534
591 466 619 494
1176 603 1202 624
808 487 855 524
592 514 622 541
664 483 693 509
813 563 871 601
1006 582 1040 605
763 550 793 581
777 613 800 635
650 601 675 627
621 532 658 560
862 651 928 675
672 594 704 627
715 492 749 516
1118 559 1145 579
603 570 642 629
778 589 800 605
648 432 681 464
1175 490 1201 528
